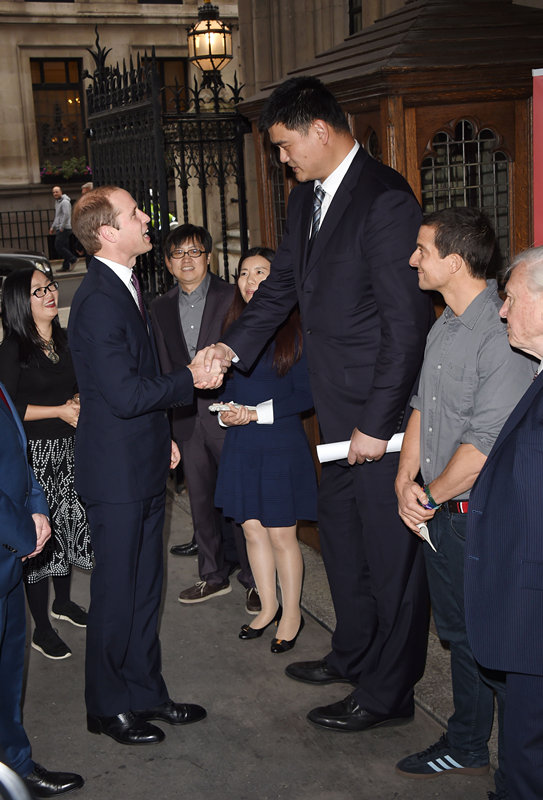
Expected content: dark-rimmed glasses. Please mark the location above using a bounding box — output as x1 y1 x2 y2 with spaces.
169 248 206 260
31 281 59 298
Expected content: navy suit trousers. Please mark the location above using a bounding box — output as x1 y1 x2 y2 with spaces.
504 673 543 800
83 494 169 717
0 582 33 777
318 457 429 715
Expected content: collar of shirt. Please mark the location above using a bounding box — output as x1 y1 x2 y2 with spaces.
315 140 360 224
95 256 139 307
441 279 498 330
179 271 211 302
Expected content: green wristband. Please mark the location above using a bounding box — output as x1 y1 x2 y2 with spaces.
423 484 442 510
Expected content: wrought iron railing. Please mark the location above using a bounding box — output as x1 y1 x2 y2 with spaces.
0 209 52 256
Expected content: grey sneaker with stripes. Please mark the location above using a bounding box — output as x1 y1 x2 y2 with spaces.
396 733 489 779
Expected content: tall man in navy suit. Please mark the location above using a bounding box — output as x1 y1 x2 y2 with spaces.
202 76 434 730
69 186 224 746
0 382 83 796
465 246 543 800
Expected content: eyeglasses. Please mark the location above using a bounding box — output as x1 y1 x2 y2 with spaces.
31 281 59 298
169 248 206 260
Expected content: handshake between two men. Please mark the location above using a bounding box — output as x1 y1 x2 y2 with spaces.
186 342 234 390
187 342 390 465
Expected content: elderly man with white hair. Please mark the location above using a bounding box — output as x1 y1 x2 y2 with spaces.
465 245 543 800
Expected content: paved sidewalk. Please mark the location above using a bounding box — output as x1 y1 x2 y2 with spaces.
21 484 497 800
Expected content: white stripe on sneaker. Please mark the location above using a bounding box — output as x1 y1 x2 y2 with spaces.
442 755 463 768
428 756 463 772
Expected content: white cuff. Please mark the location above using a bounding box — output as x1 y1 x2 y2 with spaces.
256 399 274 424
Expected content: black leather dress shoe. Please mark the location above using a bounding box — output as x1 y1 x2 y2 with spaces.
285 658 353 685
137 699 207 725
307 693 414 732
170 540 199 557
25 763 84 797
87 711 164 744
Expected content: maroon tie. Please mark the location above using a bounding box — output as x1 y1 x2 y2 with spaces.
0 386 11 411
130 271 146 319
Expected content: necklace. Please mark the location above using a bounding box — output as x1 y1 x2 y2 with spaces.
43 337 59 364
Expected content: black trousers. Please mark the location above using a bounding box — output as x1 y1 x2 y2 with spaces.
83 492 169 717
181 417 253 588
318 456 429 715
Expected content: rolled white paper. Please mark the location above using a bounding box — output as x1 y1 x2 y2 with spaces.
417 522 437 552
316 432 405 464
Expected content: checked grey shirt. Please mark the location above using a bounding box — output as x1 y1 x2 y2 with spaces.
411 280 535 499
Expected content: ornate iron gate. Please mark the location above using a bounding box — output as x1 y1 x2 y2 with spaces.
163 75 250 282
84 31 250 298
85 37 169 298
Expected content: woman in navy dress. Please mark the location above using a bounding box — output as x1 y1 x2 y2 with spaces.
215 247 317 653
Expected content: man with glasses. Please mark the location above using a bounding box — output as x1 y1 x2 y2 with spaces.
151 224 259 611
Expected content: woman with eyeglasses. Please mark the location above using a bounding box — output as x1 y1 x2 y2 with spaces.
214 247 317 653
0 268 92 660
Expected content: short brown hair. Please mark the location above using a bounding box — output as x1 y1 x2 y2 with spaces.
72 185 120 255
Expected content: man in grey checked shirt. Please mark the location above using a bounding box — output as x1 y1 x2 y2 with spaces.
394 207 535 798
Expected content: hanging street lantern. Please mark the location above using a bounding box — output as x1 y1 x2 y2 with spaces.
187 0 233 87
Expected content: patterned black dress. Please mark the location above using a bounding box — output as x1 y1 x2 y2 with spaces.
0 335 92 582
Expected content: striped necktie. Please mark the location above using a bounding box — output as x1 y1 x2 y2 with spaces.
308 184 326 250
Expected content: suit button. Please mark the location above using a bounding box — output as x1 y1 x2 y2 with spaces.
306 329 312 335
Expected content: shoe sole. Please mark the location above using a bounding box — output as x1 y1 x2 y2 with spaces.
51 610 87 628
178 585 232 604
246 607 260 615
307 714 414 733
87 719 165 745
395 764 490 779
31 641 72 660
285 669 353 686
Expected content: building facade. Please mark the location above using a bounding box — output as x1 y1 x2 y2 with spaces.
0 0 239 217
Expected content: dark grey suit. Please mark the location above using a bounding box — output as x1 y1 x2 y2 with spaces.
151 273 253 587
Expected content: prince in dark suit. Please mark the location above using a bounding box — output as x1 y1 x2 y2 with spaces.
202 77 434 730
465 246 543 800
151 224 255 608
0 382 83 796
69 187 223 746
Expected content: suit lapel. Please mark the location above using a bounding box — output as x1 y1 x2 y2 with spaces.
302 149 367 282
161 288 190 364
197 277 221 350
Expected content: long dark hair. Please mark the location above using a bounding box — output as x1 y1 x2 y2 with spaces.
1 267 66 365
222 247 303 377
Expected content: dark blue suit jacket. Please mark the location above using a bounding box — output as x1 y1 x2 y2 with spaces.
68 257 195 504
225 147 433 444
465 371 543 676
0 382 48 596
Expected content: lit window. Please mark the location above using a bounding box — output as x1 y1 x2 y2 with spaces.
31 58 87 182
